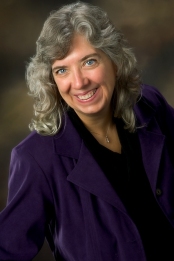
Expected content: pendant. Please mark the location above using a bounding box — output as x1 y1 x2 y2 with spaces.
105 135 110 143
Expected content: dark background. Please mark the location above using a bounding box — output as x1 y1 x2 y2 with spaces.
0 0 174 260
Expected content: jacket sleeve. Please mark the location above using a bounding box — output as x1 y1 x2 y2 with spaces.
0 146 54 261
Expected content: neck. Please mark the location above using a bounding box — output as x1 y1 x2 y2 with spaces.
72 108 121 153
74 109 113 137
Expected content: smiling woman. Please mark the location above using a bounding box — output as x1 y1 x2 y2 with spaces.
0 2 174 261
26 1 140 136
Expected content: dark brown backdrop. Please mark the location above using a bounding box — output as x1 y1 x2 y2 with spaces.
0 0 174 260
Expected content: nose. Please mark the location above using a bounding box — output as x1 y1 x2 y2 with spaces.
71 68 89 89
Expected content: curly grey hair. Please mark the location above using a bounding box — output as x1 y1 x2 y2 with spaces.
26 1 141 135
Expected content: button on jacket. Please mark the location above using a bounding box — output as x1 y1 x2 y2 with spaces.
0 85 174 261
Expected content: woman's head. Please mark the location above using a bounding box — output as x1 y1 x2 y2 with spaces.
26 1 141 135
51 34 117 122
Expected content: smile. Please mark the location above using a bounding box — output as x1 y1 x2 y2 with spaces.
77 89 97 100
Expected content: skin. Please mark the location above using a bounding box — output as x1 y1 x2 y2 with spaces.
52 34 121 152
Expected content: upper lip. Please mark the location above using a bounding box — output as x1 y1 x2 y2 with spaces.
74 88 98 96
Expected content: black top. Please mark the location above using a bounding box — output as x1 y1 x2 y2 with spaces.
68 109 174 261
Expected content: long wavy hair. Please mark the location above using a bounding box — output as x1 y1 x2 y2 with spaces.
26 1 141 135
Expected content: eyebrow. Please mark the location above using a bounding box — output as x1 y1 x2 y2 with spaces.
52 52 100 72
81 53 100 62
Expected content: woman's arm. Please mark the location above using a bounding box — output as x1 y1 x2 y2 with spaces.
0 147 54 260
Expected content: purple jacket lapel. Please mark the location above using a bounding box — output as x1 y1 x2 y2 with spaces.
67 139 127 213
54 114 127 213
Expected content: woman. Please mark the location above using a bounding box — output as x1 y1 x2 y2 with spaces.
0 2 174 261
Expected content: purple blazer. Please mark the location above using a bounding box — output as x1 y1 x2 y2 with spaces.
0 85 174 261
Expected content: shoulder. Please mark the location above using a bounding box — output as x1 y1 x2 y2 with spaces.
134 84 174 127
141 84 168 109
12 113 82 162
138 84 174 116
11 131 57 162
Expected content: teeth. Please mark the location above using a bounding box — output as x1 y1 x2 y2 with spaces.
78 89 97 100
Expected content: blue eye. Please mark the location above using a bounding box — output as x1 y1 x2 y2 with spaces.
57 68 66 74
86 59 96 66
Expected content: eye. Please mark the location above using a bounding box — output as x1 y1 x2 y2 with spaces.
56 68 66 75
85 59 96 66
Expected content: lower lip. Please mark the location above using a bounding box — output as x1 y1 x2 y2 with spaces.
75 88 99 103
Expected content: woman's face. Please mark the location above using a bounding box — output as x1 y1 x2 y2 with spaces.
52 34 116 121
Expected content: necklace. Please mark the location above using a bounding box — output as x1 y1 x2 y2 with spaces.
89 124 110 143
105 125 110 143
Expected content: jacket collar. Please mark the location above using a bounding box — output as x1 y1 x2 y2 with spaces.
54 113 127 212
54 113 82 159
67 139 127 212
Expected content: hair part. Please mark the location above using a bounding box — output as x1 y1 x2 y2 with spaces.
26 1 141 135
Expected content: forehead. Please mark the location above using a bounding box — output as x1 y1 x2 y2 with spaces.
52 34 104 66
66 34 95 56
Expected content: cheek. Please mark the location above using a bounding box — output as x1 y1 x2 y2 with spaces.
93 63 116 85
55 79 69 95
105 67 117 91
90 68 107 84
97 68 116 92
